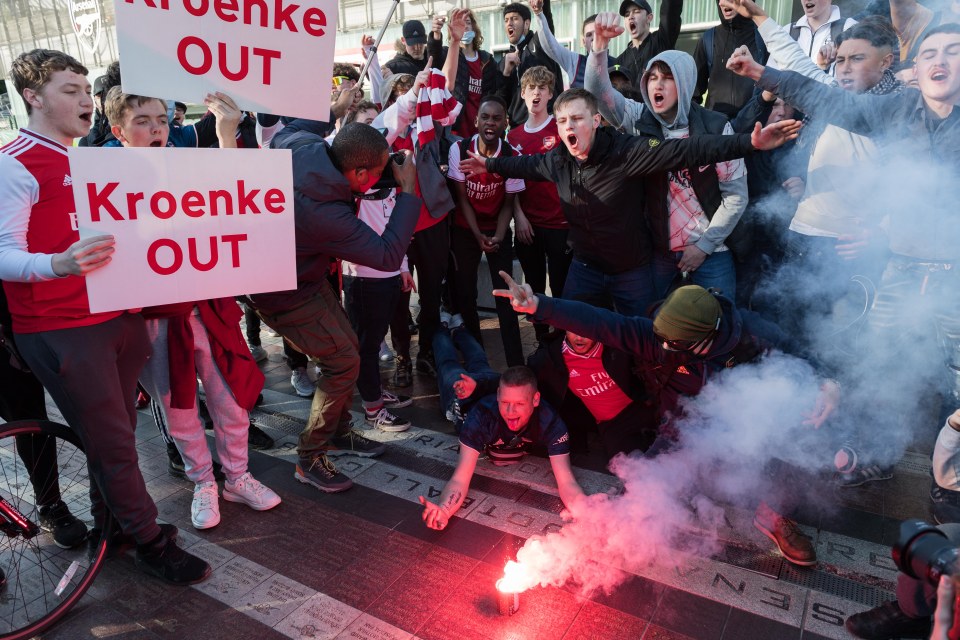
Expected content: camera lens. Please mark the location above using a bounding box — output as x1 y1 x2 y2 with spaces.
893 519 960 585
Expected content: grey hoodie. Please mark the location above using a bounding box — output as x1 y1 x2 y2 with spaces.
639 50 696 132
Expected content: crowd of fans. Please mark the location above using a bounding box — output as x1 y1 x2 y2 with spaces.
1 0 959 636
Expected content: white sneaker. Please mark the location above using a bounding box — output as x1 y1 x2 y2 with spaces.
290 368 315 397
223 472 282 511
249 345 267 362
379 341 394 362
447 314 464 331
439 310 452 328
191 481 220 530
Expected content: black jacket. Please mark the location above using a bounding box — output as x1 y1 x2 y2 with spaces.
615 0 684 88
384 51 428 76
497 30 565 127
693 9 767 118
528 330 647 426
485 126 754 274
78 110 115 147
249 120 421 314
426 39 500 132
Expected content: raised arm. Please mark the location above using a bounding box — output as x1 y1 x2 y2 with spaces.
533 1 580 85
475 150 556 182
651 0 684 51
585 13 642 130
443 10 470 93
361 35 385 107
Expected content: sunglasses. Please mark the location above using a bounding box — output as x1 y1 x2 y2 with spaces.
655 316 721 353
332 76 352 88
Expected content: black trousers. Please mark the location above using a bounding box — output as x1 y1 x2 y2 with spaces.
408 216 450 359
449 225 524 367
0 348 60 506
16 315 160 543
514 226 572 339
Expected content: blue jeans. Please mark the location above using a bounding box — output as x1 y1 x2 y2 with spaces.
652 250 736 300
343 275 401 404
562 260 655 317
433 327 499 418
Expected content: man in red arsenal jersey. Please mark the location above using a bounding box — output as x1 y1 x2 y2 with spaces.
0 49 210 585
447 94 526 366
507 66 571 343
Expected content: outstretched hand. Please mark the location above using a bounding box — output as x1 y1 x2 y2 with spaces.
448 8 470 42
723 0 767 20
751 119 802 151
460 150 489 177
453 373 477 399
492 270 539 314
419 496 449 530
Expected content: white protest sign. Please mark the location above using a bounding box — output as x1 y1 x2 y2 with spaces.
114 0 337 120
69 147 296 313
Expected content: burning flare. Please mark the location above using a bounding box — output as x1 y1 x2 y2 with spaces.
497 560 535 593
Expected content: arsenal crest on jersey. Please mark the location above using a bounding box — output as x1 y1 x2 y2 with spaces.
542 136 557 150
69 0 102 55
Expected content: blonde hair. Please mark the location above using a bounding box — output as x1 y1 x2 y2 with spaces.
520 66 556 93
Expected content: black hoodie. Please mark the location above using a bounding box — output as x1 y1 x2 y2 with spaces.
693 6 768 118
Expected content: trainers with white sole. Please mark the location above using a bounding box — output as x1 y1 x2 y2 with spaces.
191 481 220 530
380 389 412 409
290 367 315 397
365 408 411 432
223 472 282 511
249 345 267 362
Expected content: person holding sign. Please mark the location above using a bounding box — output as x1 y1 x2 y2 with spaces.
104 88 282 531
0 49 210 585
248 121 421 493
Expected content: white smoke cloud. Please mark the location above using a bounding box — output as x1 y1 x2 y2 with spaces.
504 353 823 595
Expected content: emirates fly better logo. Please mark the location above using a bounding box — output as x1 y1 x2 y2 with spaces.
69 0 102 55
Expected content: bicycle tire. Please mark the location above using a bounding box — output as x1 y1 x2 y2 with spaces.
0 420 113 640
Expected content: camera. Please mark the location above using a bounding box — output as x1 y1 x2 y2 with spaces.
389 151 406 166
894 519 960 585
894 519 960 639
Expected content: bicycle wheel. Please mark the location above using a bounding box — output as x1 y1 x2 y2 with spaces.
0 420 112 640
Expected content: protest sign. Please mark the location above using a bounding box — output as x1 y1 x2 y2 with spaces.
69 147 296 313
115 0 338 120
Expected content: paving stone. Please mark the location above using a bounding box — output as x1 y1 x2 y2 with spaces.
335 613 415 640
274 592 363 639
195 555 275 606
562 600 650 640
239 573 316 628
800 590 873 640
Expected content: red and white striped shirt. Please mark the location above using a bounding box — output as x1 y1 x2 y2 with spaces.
0 129 122 333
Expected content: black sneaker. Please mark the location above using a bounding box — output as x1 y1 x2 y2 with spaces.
392 356 412 388
835 464 894 488
167 444 225 482
167 442 187 479
294 454 354 493
380 390 412 410
326 430 387 458
88 523 179 561
931 478 960 524
416 352 436 377
135 532 211 585
365 408 411 433
445 399 465 432
845 601 931 639
247 423 275 450
38 500 88 549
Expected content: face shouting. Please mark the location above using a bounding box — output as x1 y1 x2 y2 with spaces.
497 383 540 432
647 65 679 122
916 32 960 109
564 331 597 355
113 98 169 148
476 100 507 147
521 83 553 118
801 0 831 23
504 12 529 45
835 38 892 93
624 6 652 41
24 69 94 143
554 97 601 161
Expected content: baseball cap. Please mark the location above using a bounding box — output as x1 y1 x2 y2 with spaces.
619 0 654 16
93 75 107 96
402 20 427 45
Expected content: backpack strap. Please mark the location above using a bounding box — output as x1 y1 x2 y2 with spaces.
703 28 716 70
